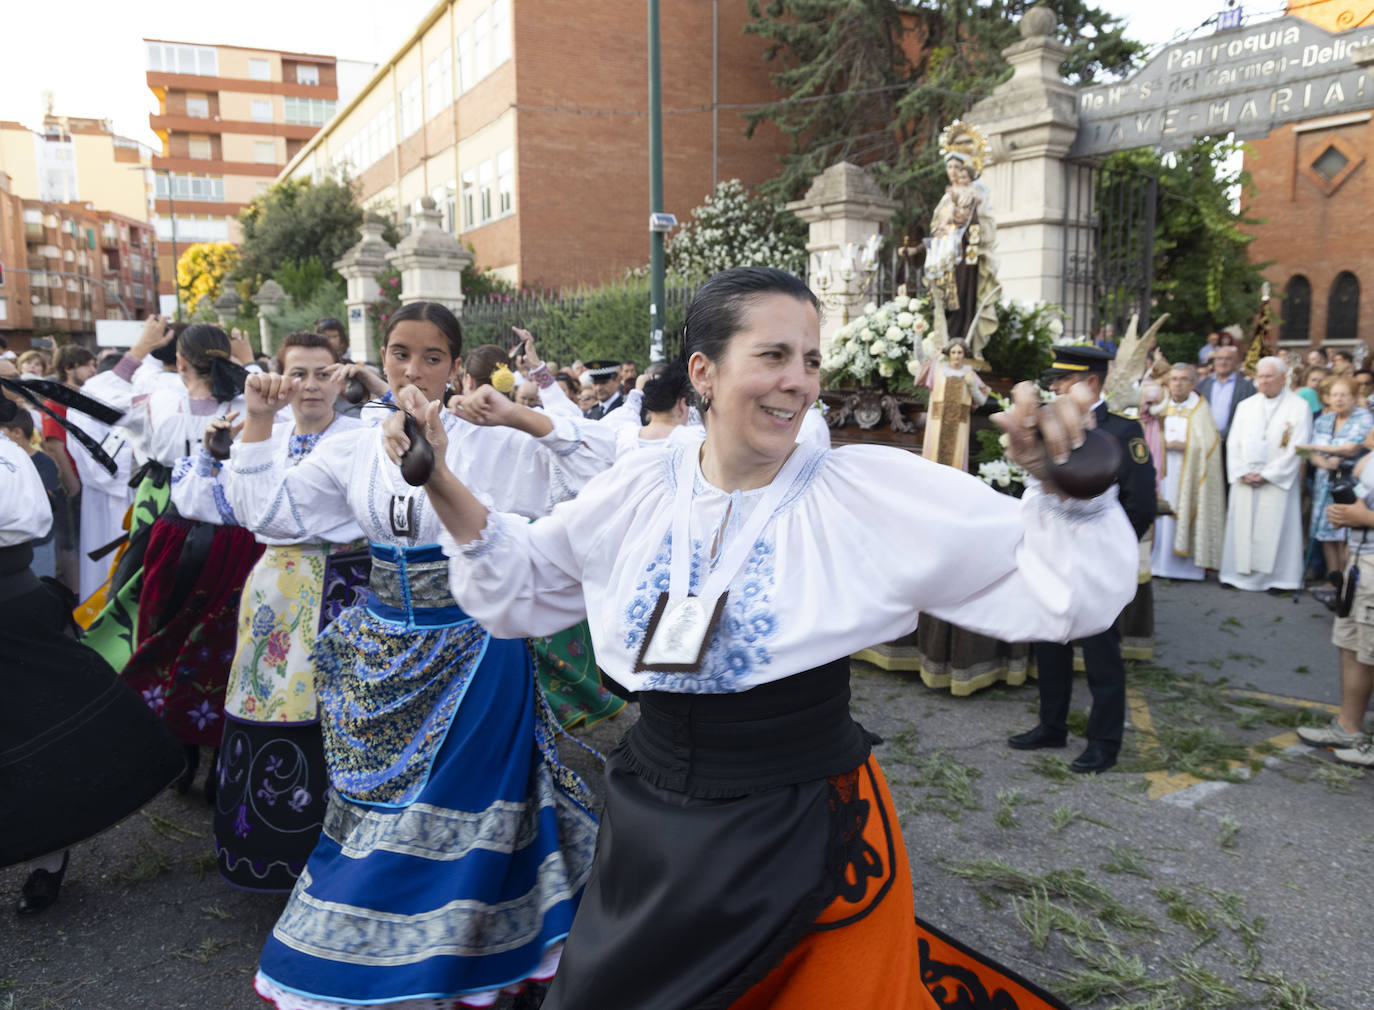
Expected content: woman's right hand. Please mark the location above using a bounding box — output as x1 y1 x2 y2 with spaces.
203 412 244 452
245 372 297 419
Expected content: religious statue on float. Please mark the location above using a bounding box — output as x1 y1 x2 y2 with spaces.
919 120 1000 364
914 338 990 467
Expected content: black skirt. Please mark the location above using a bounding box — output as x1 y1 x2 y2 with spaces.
0 561 184 868
543 658 878 1010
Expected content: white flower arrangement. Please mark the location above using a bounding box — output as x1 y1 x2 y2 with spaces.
822 285 933 394
976 457 1030 491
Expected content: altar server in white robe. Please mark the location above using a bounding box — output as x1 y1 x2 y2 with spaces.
1150 363 1224 580
1221 356 1312 591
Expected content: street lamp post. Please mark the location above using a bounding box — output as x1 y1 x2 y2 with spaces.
152 168 182 322
648 0 665 363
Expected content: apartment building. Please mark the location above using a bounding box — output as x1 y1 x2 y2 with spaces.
0 172 159 350
280 0 792 290
0 113 154 224
144 39 373 309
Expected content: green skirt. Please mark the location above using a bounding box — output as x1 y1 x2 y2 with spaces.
82 472 172 672
532 620 625 729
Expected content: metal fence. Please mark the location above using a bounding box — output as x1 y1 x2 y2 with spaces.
459 280 701 364
1060 161 1158 342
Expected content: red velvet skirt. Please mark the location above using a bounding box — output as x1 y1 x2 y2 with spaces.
122 515 264 746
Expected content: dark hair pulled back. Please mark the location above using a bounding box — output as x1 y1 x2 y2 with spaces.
382 301 463 360
681 266 818 413
279 330 342 365
178 323 247 403
464 344 513 389
641 357 690 414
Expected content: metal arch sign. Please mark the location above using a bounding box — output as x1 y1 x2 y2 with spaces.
1072 16 1374 157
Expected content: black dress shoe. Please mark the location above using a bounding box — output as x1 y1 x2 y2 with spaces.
16 851 69 915
1008 725 1068 750
1070 742 1119 774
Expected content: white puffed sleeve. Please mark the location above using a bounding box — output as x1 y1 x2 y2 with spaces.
442 449 662 638
813 447 1138 645
170 449 241 526
452 415 618 515
538 380 584 420
223 431 357 542
0 440 53 546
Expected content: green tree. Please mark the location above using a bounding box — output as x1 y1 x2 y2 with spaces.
1104 139 1268 364
177 242 241 317
235 177 398 289
744 1 1141 231
666 179 807 277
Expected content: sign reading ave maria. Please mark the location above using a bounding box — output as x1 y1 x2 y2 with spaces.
1072 16 1374 157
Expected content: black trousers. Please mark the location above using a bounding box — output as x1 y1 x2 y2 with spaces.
1033 627 1125 748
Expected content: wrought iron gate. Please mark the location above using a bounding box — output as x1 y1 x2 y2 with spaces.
1060 161 1158 343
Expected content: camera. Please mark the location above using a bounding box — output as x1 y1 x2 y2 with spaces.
1330 457 1360 505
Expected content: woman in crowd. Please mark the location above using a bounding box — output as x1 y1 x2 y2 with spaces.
221 301 609 1010
1298 374 1374 576
171 331 366 892
1 390 182 915
602 357 701 459
397 266 1135 1009
121 324 265 797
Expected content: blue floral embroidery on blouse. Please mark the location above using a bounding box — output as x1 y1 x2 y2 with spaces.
623 529 778 693
287 431 324 464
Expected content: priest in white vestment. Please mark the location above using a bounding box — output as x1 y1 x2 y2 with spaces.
1151 363 1224 580
1220 356 1313 591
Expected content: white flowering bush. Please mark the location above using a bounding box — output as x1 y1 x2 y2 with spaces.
821 286 934 394
983 299 1065 381
665 179 807 277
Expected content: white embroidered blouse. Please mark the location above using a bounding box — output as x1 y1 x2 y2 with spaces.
442 441 1137 694
224 410 615 548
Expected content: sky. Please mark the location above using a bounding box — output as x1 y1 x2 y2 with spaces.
0 1 1283 152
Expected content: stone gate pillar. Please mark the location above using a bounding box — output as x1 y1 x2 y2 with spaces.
254 279 287 356
388 197 473 316
334 212 394 363
786 162 899 356
967 6 1080 314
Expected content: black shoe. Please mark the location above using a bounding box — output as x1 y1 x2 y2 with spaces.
175 744 199 795
16 851 69 915
204 748 220 806
1070 742 1118 774
1008 725 1067 750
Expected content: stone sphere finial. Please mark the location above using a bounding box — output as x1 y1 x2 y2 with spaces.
1020 4 1057 39
419 195 437 211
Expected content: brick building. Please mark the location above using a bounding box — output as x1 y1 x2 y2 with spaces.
280 0 792 290
144 39 373 309
0 172 159 351
1245 2 1374 352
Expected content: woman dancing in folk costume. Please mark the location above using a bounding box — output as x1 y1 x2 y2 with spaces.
393 267 1136 1010
170 331 367 893
0 391 182 915
220 301 610 1009
120 324 267 797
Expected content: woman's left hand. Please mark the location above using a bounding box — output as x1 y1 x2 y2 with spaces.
993 380 1094 482
450 384 519 428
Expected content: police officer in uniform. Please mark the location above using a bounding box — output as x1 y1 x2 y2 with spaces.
1008 344 1156 773
582 360 626 420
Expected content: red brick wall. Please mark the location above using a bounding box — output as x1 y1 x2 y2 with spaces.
511 0 792 289
1244 118 1374 350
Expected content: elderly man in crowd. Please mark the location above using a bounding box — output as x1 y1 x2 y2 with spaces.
1220 356 1313 591
1151 363 1225 580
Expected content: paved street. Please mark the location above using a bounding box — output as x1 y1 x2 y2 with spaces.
2 577 1368 1010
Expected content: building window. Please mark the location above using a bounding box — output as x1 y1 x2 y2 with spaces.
427 49 453 116
497 148 514 215
156 173 225 201
254 141 277 164
147 42 217 76
478 159 494 222
0 297 6 322
251 99 272 122
492 0 511 66
249 58 271 81
284 96 336 125
186 96 210 118
461 169 476 229
400 77 423 137
473 10 490 81
188 135 212 159
1328 271 1360 342
456 31 472 93
1280 275 1311 344
296 64 319 86
1312 145 1350 183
